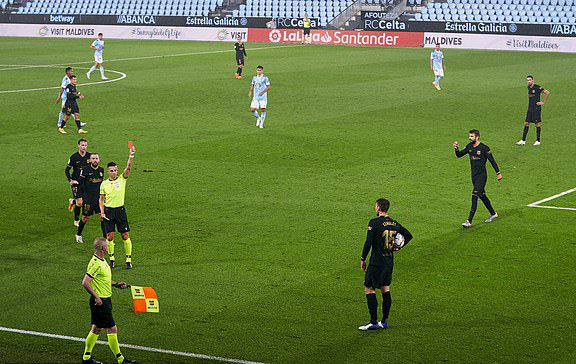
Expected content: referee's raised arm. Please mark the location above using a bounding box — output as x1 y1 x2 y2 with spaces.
123 146 135 178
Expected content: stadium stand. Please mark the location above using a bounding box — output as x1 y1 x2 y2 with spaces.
411 0 576 24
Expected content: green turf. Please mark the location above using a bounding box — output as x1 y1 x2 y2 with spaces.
1 37 576 364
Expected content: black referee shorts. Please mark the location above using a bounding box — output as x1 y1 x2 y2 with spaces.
102 206 130 234
303 28 311 35
364 264 393 289
90 296 116 329
472 173 487 196
526 106 542 123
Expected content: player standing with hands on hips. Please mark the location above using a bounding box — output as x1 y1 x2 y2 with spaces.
87 33 108 80
99 144 136 269
454 129 502 228
249 65 271 129
517 75 551 146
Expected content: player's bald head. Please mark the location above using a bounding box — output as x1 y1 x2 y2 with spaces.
93 237 108 251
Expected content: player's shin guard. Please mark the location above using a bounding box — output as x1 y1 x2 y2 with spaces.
468 195 479 223
536 127 541 142
382 291 391 322
366 293 378 324
522 126 529 141
83 331 99 360
260 112 266 126
106 333 125 364
99 66 105 78
74 205 81 221
108 240 115 261
251 110 259 118
123 238 132 263
479 194 496 216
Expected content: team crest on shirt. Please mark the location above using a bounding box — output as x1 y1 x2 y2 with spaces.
477 151 481 155
532 90 535 93
114 181 121 188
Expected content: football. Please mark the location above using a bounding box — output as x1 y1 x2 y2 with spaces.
394 233 405 248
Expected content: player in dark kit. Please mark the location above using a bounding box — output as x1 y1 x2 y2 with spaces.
66 138 91 227
75 153 105 243
359 198 413 331
234 36 247 80
59 75 88 134
454 129 502 228
517 75 550 146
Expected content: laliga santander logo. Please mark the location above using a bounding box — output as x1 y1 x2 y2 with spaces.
269 29 282 43
319 32 332 43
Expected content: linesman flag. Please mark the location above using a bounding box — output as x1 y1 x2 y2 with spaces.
130 286 159 313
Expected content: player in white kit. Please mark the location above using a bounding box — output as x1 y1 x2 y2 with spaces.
86 33 108 80
430 43 445 91
248 65 271 129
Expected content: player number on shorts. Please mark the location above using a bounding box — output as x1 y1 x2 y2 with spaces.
382 230 397 250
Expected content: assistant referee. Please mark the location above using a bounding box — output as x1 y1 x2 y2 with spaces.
99 146 136 269
81 237 135 364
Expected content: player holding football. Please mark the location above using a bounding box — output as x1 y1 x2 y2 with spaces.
517 75 550 146
66 138 91 227
454 129 502 228
86 33 108 80
76 153 105 243
99 146 136 269
359 198 413 331
59 75 88 134
234 36 247 80
248 65 271 129
430 43 444 90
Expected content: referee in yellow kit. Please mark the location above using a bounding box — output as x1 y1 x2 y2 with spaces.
302 14 311 44
99 145 135 269
81 237 135 364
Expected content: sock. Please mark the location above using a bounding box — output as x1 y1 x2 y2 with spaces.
61 119 67 128
83 331 99 360
238 67 243 76
251 110 259 118
108 240 115 261
58 111 64 127
100 66 105 78
479 194 496 215
260 112 266 126
435 76 439 84
236 67 241 74
75 119 82 129
382 291 392 322
468 195 479 223
366 293 378 324
107 333 125 364
74 205 81 221
536 127 541 142
88 65 96 75
438 76 443 86
77 220 87 235
522 126 529 141
123 238 132 262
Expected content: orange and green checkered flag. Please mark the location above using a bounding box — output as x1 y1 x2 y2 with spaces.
130 286 159 313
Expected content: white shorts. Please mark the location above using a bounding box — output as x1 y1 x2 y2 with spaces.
250 99 267 109
433 68 444 77
94 54 103 63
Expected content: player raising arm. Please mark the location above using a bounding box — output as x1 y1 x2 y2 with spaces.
99 145 136 269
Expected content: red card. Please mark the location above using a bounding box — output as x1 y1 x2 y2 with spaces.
128 140 133 149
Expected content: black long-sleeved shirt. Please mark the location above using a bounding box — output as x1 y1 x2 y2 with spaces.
78 165 104 198
65 83 80 104
234 42 247 57
65 151 91 181
528 84 544 107
362 215 413 267
455 142 499 177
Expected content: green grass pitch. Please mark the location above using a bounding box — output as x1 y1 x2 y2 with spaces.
1 37 575 364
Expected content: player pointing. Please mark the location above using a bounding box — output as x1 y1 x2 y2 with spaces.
430 43 444 91
87 33 108 80
248 65 271 129
454 129 502 228
517 75 550 146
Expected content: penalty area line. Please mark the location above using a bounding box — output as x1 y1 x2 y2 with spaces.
0 326 269 364
526 187 576 211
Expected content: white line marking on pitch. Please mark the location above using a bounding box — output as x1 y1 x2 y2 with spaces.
0 44 297 71
0 66 126 94
0 326 269 364
527 187 576 211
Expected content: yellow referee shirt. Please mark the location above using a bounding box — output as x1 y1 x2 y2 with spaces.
100 175 127 208
303 18 311 29
86 255 112 298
